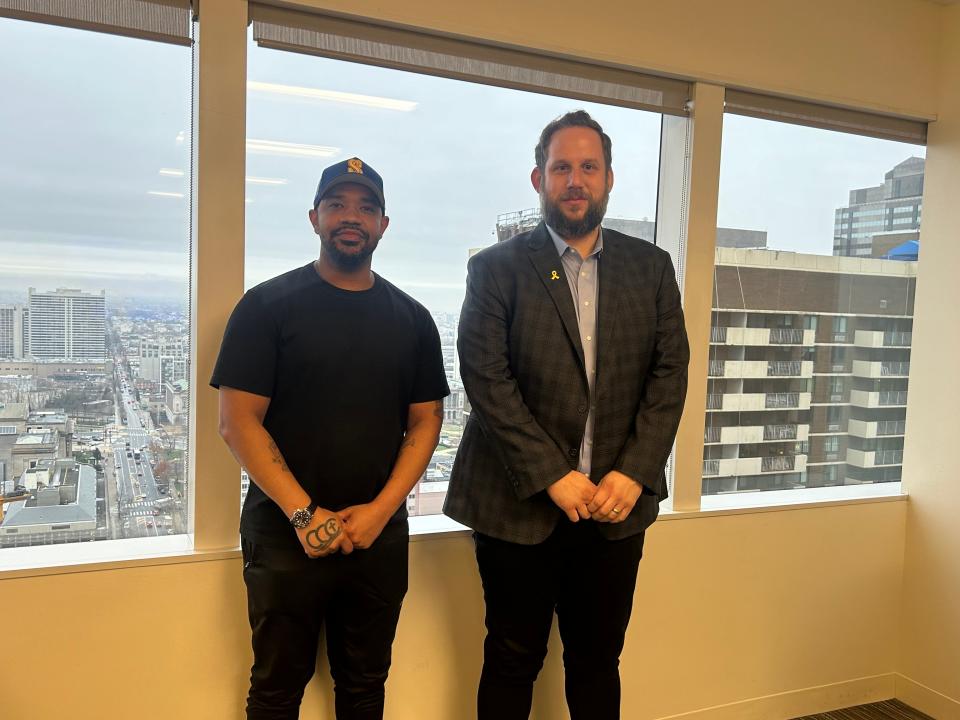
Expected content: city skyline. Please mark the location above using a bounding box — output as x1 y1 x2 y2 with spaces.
0 19 926 315
0 305 191 547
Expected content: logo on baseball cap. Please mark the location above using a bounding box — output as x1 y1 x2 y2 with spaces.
313 157 385 211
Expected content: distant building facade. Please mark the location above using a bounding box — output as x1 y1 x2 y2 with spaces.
163 379 189 426
0 304 28 359
139 335 187 385
27 287 106 360
833 157 924 258
10 428 60 479
703 247 916 494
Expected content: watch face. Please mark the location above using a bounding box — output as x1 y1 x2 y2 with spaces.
291 508 312 529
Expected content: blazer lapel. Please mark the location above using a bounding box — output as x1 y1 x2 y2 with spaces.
527 223 586 372
596 229 623 383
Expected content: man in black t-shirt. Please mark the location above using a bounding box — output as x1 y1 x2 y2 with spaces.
212 157 449 720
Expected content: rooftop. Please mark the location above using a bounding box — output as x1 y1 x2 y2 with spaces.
2 461 97 528
715 247 919 277
14 429 56 446
0 402 28 421
28 411 69 425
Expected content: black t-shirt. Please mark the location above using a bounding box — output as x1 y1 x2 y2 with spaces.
210 263 449 548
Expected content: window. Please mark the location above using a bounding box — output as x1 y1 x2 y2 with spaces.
703 111 922 497
830 346 847 370
832 317 849 342
0 12 193 550
826 406 844 431
245 21 674 518
830 377 845 396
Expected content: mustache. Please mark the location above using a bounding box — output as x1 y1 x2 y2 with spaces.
332 225 369 241
560 190 590 201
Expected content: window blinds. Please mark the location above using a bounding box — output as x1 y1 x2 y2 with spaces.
249 3 691 116
725 89 927 145
0 0 193 45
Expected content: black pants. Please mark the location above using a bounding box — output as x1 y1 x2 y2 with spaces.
474 521 644 720
241 522 408 720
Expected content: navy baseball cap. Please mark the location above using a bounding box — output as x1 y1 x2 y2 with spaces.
313 157 385 211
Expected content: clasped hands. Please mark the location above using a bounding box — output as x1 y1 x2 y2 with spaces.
546 469 642 524
294 500 392 558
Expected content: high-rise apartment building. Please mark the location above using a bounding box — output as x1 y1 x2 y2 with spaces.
833 157 924 258
703 247 916 494
0 304 28 359
27 287 106 360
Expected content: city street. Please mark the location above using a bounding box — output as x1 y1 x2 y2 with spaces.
108 362 182 538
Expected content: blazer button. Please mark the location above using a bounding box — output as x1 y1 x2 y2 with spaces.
569 447 578 457
577 404 587 414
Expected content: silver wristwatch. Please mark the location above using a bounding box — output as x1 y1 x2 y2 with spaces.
289 503 317 529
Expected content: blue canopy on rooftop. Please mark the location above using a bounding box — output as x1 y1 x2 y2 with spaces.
883 239 919 261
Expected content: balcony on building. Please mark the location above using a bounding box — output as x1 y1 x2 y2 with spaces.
710 327 815 347
706 392 812 411
704 423 809 445
708 360 813 379
702 454 808 478
853 329 913 348
847 419 907 439
846 448 905 468
850 360 911 378
849 389 909 408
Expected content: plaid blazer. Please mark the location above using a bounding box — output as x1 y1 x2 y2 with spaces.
444 222 689 545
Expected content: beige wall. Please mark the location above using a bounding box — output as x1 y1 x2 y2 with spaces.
285 0 942 119
898 4 960 718
0 502 906 720
1 1 958 719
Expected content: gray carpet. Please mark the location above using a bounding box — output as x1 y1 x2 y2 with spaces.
791 699 935 720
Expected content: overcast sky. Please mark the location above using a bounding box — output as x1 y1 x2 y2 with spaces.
0 19 925 313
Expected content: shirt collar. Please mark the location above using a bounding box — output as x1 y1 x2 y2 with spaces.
546 224 604 258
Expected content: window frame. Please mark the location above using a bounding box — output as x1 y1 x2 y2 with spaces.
0 0 926 575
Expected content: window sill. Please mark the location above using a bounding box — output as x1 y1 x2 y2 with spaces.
0 484 906 580
408 483 908 535
409 513 469 539
664 481 906 520
0 535 235 580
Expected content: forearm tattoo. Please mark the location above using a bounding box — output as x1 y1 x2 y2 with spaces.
306 517 341 551
267 440 289 473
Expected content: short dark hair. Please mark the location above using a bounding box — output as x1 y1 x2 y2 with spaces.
534 110 613 173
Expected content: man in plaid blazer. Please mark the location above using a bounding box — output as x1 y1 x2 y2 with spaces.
444 110 689 720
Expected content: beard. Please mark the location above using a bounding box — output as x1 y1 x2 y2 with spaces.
320 226 378 270
540 184 610 240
